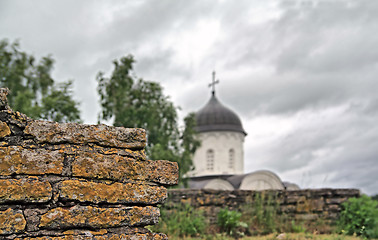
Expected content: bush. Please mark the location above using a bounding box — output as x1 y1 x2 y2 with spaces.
151 204 206 237
217 208 248 237
337 195 378 239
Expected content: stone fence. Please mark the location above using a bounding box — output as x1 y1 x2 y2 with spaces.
166 188 360 225
0 88 178 239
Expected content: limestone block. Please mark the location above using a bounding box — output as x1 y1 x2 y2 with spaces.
281 204 296 213
59 180 167 204
327 204 341 212
14 232 168 240
42 144 146 161
25 120 146 150
0 88 9 110
0 178 52 203
285 195 301 204
295 213 318 220
309 198 325 212
0 146 64 176
334 189 360 196
39 206 160 229
0 121 11 138
0 109 29 128
326 197 347 204
72 151 178 185
0 208 26 235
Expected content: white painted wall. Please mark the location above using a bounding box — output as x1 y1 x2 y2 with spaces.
191 131 245 177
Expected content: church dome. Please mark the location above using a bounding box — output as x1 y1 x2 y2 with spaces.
195 93 247 135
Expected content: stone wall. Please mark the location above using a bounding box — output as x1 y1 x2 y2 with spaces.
0 89 178 239
166 188 360 224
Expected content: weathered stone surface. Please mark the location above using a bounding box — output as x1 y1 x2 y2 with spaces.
14 232 168 240
72 151 178 185
326 197 347 204
59 180 167 204
166 189 360 227
0 88 10 110
0 109 29 128
334 188 360 196
40 144 147 161
0 178 52 203
24 208 50 232
39 206 160 229
0 89 173 238
0 121 11 138
0 208 26 235
0 146 63 176
25 120 146 149
295 213 318 220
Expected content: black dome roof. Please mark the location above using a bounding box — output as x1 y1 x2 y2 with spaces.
195 94 246 135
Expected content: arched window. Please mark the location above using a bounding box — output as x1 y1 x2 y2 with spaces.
206 149 214 171
229 149 235 169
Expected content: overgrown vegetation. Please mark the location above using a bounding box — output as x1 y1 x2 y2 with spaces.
337 195 378 239
174 233 366 240
241 192 284 234
217 209 248 237
150 204 206 238
154 192 347 239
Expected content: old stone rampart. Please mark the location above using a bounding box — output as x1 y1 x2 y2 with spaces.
166 188 360 224
0 88 178 239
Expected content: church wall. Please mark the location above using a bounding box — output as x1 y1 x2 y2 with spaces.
0 89 177 239
165 188 360 228
192 131 245 176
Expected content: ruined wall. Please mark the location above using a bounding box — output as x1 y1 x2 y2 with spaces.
0 89 178 239
166 188 360 224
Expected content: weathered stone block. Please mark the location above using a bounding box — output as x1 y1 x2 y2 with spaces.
327 204 341 212
39 206 160 229
295 196 325 213
14 232 168 240
0 146 64 176
0 208 26 235
71 151 178 185
0 109 29 128
0 88 9 110
281 204 296 213
0 178 52 203
25 120 146 149
326 197 347 204
309 198 325 212
295 213 318 220
334 189 360 196
59 180 167 204
0 121 11 138
285 195 301 204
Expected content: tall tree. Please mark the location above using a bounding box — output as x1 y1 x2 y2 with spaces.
0 39 81 122
97 55 200 185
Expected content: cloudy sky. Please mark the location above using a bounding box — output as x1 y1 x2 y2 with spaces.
1 0 377 195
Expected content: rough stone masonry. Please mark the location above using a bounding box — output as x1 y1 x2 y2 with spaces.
0 88 179 239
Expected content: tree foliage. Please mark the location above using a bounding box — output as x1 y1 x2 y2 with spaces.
0 39 81 122
97 55 200 185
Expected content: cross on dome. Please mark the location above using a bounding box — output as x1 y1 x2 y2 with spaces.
208 71 219 96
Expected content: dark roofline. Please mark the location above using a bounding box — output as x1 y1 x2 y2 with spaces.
195 125 247 136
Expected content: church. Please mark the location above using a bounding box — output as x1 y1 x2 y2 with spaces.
188 73 299 191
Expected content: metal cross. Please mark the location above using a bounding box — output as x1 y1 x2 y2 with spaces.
208 71 219 95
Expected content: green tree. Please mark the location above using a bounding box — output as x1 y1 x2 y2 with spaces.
97 55 200 185
0 39 81 122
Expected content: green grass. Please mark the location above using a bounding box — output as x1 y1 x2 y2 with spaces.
168 233 368 240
